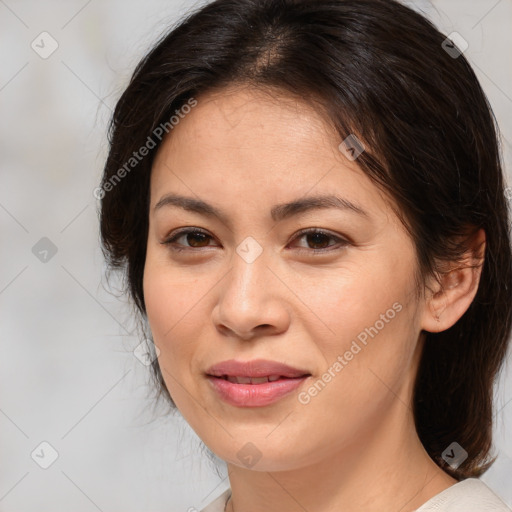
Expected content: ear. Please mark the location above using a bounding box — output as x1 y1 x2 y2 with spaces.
421 228 486 333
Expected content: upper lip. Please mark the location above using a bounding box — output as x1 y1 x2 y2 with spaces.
206 359 310 378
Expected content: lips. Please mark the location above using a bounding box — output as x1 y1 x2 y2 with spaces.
206 358 310 379
205 359 311 407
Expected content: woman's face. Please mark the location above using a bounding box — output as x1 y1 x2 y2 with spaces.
143 86 428 471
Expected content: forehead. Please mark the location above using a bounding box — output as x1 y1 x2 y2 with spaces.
149 85 395 223
160 85 340 164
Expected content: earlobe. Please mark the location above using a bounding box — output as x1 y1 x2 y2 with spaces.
421 228 486 333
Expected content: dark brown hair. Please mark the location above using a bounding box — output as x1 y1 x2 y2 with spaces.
98 0 512 480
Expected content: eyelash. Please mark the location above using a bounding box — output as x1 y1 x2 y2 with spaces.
160 227 350 255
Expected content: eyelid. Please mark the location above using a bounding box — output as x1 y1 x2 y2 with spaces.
291 227 350 245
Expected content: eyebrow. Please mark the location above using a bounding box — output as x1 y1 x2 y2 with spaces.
153 193 368 224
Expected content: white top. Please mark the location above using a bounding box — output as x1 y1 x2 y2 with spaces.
200 478 511 512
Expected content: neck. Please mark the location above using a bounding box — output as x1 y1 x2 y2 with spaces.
224 398 456 512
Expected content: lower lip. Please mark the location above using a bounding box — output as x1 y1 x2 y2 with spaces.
207 375 309 407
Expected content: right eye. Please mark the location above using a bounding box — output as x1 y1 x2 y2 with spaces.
161 228 219 252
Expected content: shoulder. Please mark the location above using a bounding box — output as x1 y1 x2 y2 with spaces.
416 478 511 512
199 488 231 512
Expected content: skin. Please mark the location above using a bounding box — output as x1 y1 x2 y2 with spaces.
143 85 484 512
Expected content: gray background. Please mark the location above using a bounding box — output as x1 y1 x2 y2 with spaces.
0 1 511 511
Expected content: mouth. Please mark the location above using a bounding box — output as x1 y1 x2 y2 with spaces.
213 374 305 384
206 358 310 379
205 359 311 407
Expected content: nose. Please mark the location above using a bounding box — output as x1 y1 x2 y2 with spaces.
212 247 290 341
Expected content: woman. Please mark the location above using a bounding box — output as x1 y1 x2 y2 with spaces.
98 0 512 510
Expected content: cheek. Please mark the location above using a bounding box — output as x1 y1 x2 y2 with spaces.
298 251 417 353
142 270 194 413
142 259 201 376
142 253 226 415
291 303 419 466
297 254 421 411
143 244 212 337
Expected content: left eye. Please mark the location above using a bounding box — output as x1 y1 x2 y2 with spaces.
161 228 348 253
292 229 347 252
